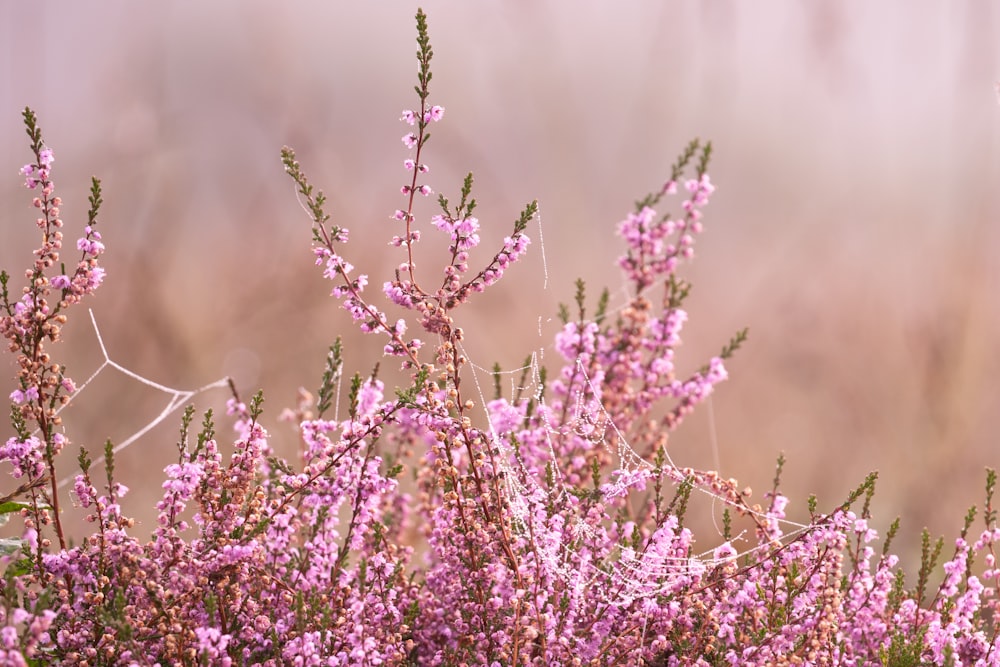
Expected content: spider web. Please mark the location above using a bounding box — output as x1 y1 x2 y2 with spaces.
53 309 230 490
457 335 815 607
446 203 816 607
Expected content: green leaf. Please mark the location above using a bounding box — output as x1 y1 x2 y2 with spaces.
0 501 34 515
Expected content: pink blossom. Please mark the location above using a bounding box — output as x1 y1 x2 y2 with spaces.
425 105 445 122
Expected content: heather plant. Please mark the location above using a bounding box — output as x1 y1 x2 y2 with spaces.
1 9 999 666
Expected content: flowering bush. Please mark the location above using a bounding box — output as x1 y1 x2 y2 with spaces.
1 9 999 666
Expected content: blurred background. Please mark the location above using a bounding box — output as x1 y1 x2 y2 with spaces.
2 2 998 566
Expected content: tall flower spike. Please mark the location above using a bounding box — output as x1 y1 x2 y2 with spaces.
1 108 105 554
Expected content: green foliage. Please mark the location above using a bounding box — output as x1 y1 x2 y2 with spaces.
197 408 216 454
882 517 901 557
878 626 930 666
984 467 997 527
437 172 477 221
589 457 602 492
491 362 502 401
21 107 42 154
886 568 907 615
573 278 587 322
771 453 785 499
594 287 610 326
696 141 713 178
177 405 196 457
635 138 708 211
915 528 944 607
102 439 115 489
396 366 431 406
537 365 547 398
666 476 694 529
316 338 344 418
840 471 878 512
960 504 977 541
348 372 364 420
719 327 749 363
87 176 103 228
414 8 434 107
8 404 29 441
0 271 9 316
651 445 668 524
512 200 538 236
665 274 691 310
513 355 533 403
77 447 91 476
281 147 349 258
249 389 265 421
697 327 749 376
557 302 569 325
558 278 610 328
861 473 877 520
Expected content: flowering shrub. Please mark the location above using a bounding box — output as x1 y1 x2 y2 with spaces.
1 9 999 666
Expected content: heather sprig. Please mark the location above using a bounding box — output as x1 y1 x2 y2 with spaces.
1 108 105 559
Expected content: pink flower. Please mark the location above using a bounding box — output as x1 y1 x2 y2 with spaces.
76 236 104 255
424 105 445 122
8 386 39 405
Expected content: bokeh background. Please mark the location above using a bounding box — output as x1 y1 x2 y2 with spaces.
2 2 999 566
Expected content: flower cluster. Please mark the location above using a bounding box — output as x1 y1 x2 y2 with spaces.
19 147 53 190
0 9 998 666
